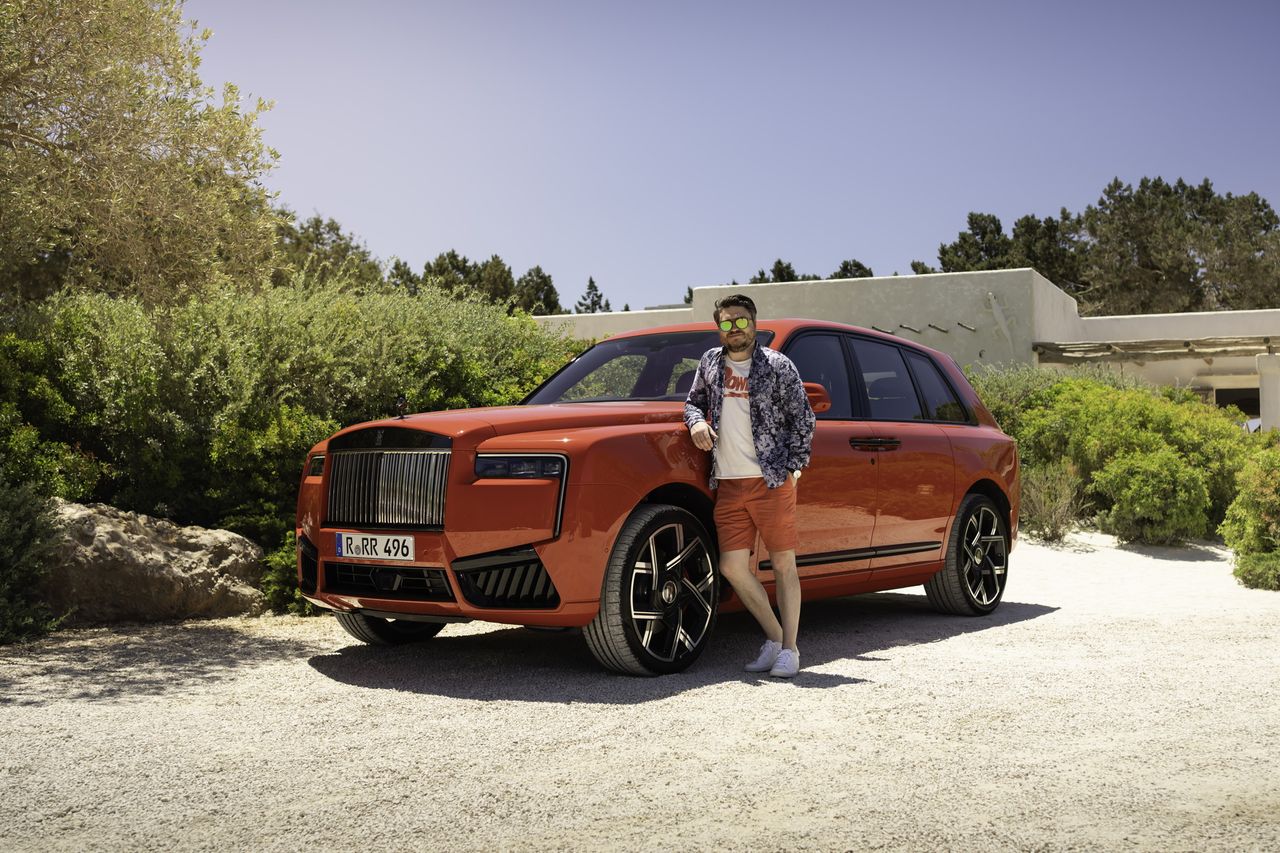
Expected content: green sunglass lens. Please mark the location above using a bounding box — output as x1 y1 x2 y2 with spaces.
718 318 750 331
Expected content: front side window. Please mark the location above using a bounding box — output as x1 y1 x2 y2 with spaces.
848 338 923 421
905 352 969 422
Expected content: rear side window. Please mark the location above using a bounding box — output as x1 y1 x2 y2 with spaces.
783 334 853 419
905 352 969 423
848 339 923 421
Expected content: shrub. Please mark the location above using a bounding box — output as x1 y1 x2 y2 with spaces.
1233 551 1280 591
0 333 101 499
22 281 576 546
0 478 60 644
260 532 319 616
1019 459 1086 542
1090 447 1210 544
1018 379 1250 528
1219 447 1280 555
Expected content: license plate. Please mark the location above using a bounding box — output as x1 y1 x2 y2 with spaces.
334 532 415 562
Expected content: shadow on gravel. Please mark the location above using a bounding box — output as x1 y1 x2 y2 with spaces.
0 622 322 707
1117 539 1230 563
307 592 1057 703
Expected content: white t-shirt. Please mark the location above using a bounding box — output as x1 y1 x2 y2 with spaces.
714 356 763 479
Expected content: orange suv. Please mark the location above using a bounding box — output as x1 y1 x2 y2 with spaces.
295 320 1019 675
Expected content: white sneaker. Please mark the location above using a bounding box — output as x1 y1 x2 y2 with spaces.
769 648 800 678
744 639 783 672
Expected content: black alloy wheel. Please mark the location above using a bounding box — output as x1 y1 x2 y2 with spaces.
334 611 447 645
925 493 1010 615
585 504 719 675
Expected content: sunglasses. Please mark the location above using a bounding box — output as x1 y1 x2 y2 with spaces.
718 317 752 332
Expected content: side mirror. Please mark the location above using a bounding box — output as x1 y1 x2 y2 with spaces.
803 382 831 414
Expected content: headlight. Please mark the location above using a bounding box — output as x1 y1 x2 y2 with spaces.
475 455 565 479
307 454 325 476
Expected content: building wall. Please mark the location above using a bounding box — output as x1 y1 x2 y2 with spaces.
534 269 1280 397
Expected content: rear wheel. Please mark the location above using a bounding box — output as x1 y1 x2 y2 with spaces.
925 493 1009 615
333 611 447 645
585 504 719 675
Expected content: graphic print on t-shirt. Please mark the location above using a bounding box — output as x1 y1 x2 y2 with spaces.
724 363 750 399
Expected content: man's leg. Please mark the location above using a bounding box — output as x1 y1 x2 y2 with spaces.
770 548 800 651
718 548 783 643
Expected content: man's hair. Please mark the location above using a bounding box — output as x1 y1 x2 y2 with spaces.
713 293 758 323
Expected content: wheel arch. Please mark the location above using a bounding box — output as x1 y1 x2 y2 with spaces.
641 483 718 554
963 477 1012 538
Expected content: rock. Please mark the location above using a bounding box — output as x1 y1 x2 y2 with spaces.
42 500 267 624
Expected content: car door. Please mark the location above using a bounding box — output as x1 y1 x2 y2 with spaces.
757 332 878 579
846 337 955 580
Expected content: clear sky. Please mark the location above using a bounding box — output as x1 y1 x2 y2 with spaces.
184 0 1280 310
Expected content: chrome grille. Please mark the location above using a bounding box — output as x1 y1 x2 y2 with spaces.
326 450 450 528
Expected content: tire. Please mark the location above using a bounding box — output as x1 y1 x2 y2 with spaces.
925 493 1010 616
333 611 447 645
584 504 719 676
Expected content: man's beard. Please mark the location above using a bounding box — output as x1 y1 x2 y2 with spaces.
724 334 753 354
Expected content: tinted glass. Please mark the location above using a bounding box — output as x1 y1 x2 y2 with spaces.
783 334 853 419
849 339 923 421
906 351 968 422
524 330 775 404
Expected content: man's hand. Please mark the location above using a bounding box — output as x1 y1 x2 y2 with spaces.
690 421 717 451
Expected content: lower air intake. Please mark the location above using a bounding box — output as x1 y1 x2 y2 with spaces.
299 535 318 595
453 549 560 609
323 562 455 601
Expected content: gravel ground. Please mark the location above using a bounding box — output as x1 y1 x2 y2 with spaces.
2 531 1278 852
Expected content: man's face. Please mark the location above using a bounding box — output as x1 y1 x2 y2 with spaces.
717 306 755 354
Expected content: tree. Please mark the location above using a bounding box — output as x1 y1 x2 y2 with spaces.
471 255 515 304
749 259 820 283
0 0 279 303
830 259 874 279
683 286 693 305
1007 211 1083 294
386 258 423 294
513 266 562 315
1073 177 1280 314
272 211 383 290
422 250 473 293
936 213 1014 273
575 277 611 313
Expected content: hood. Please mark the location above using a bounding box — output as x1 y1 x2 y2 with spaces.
320 402 685 451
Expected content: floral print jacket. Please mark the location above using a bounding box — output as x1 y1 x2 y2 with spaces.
683 344 816 490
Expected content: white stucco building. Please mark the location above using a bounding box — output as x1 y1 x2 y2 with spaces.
534 269 1280 428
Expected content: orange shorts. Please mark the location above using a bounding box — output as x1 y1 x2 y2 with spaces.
714 476 798 554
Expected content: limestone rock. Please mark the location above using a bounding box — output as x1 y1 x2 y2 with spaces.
43 501 267 624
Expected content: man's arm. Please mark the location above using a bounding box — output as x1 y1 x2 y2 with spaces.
683 353 711 430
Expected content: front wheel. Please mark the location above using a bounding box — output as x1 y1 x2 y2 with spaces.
584 504 719 675
925 493 1009 615
334 611 447 645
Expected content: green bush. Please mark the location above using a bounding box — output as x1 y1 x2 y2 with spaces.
1090 447 1210 544
0 333 101 499
260 532 319 616
1233 551 1280 591
21 281 576 546
0 477 60 644
1019 459 1086 542
1219 447 1280 555
1016 379 1250 529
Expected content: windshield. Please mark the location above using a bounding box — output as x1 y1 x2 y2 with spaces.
523 330 776 404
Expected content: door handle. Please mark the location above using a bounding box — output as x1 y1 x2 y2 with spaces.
849 436 900 451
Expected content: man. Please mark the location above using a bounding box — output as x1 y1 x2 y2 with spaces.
684 294 816 677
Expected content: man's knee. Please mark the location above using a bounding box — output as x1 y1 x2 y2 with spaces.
718 549 751 581
770 549 798 579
